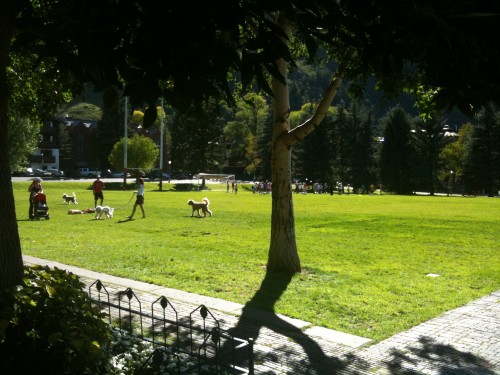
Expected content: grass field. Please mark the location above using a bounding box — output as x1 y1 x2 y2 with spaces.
13 180 500 342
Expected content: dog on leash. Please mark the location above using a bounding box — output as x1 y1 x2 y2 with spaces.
62 192 78 205
95 205 114 220
187 198 212 217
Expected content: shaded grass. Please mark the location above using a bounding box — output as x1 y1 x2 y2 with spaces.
14 181 500 342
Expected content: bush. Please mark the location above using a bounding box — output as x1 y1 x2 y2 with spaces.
0 265 111 374
173 183 199 191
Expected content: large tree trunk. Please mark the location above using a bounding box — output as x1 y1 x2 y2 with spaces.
267 13 342 273
267 14 299 273
0 1 25 288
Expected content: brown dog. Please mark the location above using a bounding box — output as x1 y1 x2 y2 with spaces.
187 198 212 217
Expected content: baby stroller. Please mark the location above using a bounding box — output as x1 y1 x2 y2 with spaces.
32 192 50 220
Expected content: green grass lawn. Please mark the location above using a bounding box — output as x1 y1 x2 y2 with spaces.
14 180 500 342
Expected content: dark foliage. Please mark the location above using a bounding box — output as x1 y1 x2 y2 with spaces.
0 265 111 374
171 102 226 175
412 115 452 195
462 103 500 196
12 1 500 123
380 106 415 194
97 85 125 170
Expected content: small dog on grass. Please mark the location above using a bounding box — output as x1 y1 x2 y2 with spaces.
68 208 95 215
187 198 212 217
62 192 78 205
95 205 114 220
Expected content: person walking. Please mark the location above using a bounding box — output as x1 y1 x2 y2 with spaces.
128 178 145 219
28 177 43 219
92 176 105 207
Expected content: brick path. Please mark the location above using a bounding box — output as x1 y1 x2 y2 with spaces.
23 256 500 374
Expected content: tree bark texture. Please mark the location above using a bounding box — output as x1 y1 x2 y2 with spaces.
267 13 342 274
0 1 25 288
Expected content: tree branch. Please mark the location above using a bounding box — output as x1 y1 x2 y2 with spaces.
282 76 342 147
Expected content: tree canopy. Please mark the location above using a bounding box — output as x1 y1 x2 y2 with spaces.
108 134 159 171
12 1 500 120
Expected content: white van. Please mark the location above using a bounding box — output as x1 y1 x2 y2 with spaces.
78 168 101 178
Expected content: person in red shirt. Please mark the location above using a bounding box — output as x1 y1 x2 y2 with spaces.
92 176 105 207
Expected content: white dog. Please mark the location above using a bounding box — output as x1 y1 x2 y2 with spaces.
95 205 114 220
62 192 78 205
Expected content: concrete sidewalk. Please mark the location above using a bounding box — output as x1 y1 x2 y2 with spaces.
23 255 500 374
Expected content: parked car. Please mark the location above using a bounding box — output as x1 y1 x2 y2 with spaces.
45 168 65 178
110 171 131 178
147 169 170 180
172 173 192 180
77 167 101 178
11 167 34 177
34 168 51 177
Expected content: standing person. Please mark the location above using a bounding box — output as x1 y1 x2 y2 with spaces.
369 183 375 195
28 177 43 219
92 176 105 207
128 178 145 219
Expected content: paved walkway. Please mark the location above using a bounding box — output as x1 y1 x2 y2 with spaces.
23 255 500 374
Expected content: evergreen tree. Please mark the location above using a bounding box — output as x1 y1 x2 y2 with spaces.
412 114 451 195
331 103 352 183
171 102 226 175
255 112 273 181
296 116 332 182
379 106 415 194
440 123 473 194
463 103 500 196
97 86 124 170
349 103 375 191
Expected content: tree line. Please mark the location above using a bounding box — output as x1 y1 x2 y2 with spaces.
92 87 500 198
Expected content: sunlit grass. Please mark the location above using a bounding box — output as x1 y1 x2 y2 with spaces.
14 181 500 341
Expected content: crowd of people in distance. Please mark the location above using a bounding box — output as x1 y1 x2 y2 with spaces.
252 181 272 194
250 180 382 195
294 181 334 194
293 181 382 195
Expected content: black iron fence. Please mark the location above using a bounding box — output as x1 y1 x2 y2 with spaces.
88 280 254 374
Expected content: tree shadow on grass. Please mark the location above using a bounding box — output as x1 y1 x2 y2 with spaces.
222 272 499 374
223 271 367 374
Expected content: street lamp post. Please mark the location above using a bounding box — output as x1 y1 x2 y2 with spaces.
168 160 171 183
41 152 44 169
448 170 454 196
